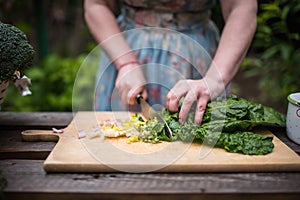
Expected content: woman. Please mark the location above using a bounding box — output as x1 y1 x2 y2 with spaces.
84 0 257 125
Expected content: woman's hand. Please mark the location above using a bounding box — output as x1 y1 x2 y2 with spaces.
85 0 147 106
166 77 224 125
115 63 147 105
167 0 257 126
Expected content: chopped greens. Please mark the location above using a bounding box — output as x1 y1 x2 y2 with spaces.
99 95 285 155
132 95 285 155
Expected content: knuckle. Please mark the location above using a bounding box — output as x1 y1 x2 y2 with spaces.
184 98 194 105
197 104 206 112
184 94 197 105
166 92 172 101
200 88 211 99
168 93 178 102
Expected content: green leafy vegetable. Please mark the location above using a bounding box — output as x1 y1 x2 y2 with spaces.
138 95 285 155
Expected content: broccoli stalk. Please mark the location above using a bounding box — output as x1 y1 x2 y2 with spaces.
0 21 35 81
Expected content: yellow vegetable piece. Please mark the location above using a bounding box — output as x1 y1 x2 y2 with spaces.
126 135 139 144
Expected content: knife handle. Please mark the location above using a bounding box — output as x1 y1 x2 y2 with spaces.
136 94 142 104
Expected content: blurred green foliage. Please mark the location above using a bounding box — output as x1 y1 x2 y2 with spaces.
0 0 97 111
2 54 97 111
242 0 300 103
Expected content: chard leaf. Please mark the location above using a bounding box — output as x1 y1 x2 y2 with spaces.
140 95 285 155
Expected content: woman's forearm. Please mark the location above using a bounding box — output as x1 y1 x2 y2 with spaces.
205 0 257 92
84 0 138 69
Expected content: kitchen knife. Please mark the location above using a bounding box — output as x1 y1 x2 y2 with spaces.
136 94 172 139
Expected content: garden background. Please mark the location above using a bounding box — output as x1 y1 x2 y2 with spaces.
0 0 299 114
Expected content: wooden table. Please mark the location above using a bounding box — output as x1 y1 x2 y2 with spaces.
0 112 300 200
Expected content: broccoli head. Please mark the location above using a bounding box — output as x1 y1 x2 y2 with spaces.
0 21 35 81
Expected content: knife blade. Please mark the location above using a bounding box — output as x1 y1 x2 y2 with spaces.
136 94 172 139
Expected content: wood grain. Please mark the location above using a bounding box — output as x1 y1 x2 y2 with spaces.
269 126 300 155
1 159 300 200
21 112 300 173
0 130 55 159
0 112 73 129
1 112 300 199
0 112 298 153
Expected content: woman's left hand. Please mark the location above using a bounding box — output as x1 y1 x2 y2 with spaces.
166 77 224 125
166 0 258 126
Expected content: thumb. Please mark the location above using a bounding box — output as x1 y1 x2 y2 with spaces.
128 86 147 105
141 88 148 101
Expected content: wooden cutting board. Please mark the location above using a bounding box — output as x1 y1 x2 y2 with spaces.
22 112 300 173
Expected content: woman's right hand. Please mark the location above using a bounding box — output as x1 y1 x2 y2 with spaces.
115 63 148 105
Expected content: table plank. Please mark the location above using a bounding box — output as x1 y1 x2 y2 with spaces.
0 112 73 129
0 159 300 200
0 112 71 159
269 126 300 155
0 130 55 160
0 112 300 199
5 193 299 200
0 113 299 160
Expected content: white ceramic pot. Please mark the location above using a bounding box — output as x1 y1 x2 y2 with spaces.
0 80 9 104
286 92 300 145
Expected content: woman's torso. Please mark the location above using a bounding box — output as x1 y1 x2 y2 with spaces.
121 0 215 12
119 0 216 30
